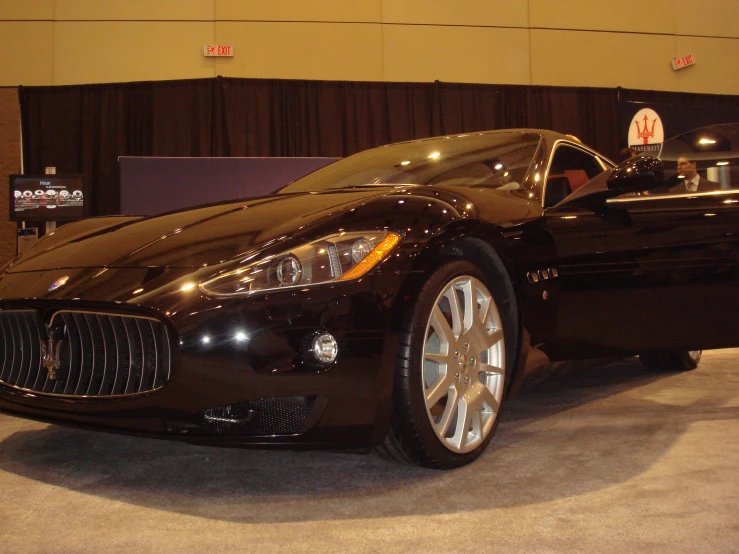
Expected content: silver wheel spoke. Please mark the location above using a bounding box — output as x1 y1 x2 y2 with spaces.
464 382 486 411
478 384 500 413
452 397 473 450
425 372 454 408
481 328 504 351
479 292 492 329
473 410 483 439
431 306 456 346
479 362 504 376
463 280 476 331
437 387 459 437
444 286 464 337
468 325 503 354
424 352 449 365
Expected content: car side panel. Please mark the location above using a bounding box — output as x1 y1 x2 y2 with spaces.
543 191 739 357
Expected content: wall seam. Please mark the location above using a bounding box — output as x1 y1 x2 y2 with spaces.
380 1 384 81
8 20 736 41
213 0 217 78
51 0 56 85
527 0 533 86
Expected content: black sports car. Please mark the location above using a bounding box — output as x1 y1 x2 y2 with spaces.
1 129 738 469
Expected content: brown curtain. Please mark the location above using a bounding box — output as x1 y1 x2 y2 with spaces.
18 78 738 216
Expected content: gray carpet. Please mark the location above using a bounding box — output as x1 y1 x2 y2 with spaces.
0 349 737 552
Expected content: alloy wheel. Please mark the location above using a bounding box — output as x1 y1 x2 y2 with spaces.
421 275 505 453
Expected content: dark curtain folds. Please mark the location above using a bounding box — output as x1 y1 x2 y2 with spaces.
18 78 739 216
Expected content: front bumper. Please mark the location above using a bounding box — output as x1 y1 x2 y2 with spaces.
0 271 407 449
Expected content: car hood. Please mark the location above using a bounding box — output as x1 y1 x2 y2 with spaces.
7 189 395 272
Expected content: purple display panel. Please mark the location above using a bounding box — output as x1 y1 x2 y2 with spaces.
119 157 340 216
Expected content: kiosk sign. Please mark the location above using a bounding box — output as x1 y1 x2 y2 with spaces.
628 108 664 154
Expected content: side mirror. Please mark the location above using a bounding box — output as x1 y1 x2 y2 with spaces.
607 156 664 194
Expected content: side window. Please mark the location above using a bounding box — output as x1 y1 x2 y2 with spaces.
544 145 605 207
647 158 738 197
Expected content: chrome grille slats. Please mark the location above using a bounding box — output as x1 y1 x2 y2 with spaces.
84 313 105 396
72 312 93 396
136 319 147 392
0 309 171 398
29 313 47 391
60 312 80 395
139 319 158 391
123 317 142 395
110 315 130 395
20 312 39 390
0 316 9 382
7 313 23 385
156 322 170 389
150 320 159 389
95 315 116 396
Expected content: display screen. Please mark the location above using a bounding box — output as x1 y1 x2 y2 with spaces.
9 175 87 221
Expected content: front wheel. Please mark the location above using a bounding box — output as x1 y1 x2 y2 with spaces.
639 350 702 372
380 259 515 469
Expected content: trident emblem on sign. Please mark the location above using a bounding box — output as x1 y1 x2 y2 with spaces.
634 113 657 145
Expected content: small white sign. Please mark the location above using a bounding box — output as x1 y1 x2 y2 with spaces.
17 228 38 254
628 108 664 155
671 54 695 71
204 45 234 57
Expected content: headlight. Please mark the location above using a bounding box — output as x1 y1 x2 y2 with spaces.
200 231 401 296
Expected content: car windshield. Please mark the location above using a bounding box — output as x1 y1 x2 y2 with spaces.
277 131 542 194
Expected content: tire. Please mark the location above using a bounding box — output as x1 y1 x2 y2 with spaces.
639 350 702 372
381 259 515 469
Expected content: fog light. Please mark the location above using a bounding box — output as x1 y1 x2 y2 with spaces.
312 333 338 364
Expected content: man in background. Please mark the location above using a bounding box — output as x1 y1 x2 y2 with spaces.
669 156 720 193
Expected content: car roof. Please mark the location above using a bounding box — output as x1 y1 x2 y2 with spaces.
381 128 565 148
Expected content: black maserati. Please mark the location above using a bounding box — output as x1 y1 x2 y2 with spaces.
1 129 737 468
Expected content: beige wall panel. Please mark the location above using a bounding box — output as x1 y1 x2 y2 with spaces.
382 0 528 27
675 0 739 38
54 22 215 85
382 25 530 84
0 0 53 20
674 36 739 94
55 0 215 21
531 29 677 90
214 22 382 81
529 0 675 35
0 23 54 86
216 0 381 22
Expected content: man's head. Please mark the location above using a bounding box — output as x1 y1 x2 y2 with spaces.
677 156 698 180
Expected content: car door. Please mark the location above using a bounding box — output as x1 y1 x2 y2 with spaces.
543 145 739 357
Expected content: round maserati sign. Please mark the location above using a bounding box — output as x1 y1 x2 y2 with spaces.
628 108 664 154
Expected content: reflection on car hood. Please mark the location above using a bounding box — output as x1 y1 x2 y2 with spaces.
8 189 394 272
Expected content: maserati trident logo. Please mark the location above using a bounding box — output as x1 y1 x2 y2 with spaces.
40 334 65 381
634 113 656 144
48 276 69 292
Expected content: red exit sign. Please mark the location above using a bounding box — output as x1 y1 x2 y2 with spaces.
670 54 695 70
204 45 234 57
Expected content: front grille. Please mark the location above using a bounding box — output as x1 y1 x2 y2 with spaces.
164 396 318 437
0 309 171 397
